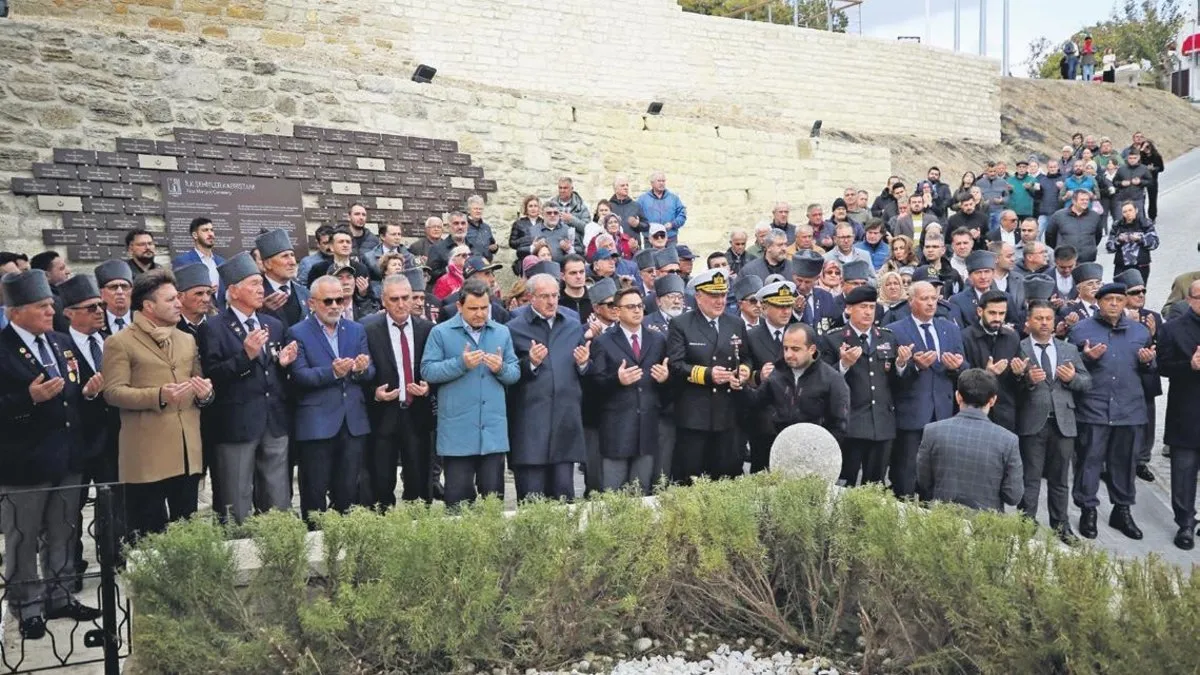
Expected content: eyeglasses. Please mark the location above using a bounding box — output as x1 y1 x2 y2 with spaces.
319 296 347 306
742 298 761 305
618 303 645 310
1127 289 1145 296
104 282 132 292
71 302 104 313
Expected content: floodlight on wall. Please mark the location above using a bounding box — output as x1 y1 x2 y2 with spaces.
646 102 663 115
411 64 437 84
810 120 822 138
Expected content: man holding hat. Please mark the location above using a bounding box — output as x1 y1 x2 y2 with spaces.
60 274 126 574
667 267 750 482
198 253 298 524
790 250 839 332
0 269 103 639
1115 268 1162 483
256 228 310 328
1067 281 1156 540
820 285 901 485
743 280 798 472
175 263 217 335
95 259 134 334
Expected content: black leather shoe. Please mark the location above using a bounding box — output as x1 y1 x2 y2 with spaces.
46 599 101 622
1136 464 1155 482
19 616 46 640
1052 522 1078 545
1079 507 1098 539
1109 506 1143 540
1175 527 1195 551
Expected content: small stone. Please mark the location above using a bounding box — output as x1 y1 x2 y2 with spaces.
574 661 589 672
855 636 867 648
630 624 643 637
754 638 765 647
633 637 652 653
736 637 746 645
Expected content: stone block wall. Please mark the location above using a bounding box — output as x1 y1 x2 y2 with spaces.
0 20 892 261
11 0 1001 144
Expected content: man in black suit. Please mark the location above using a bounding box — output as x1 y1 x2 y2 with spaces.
961 290 1024 433
0 270 102 639
95 259 134 335
59 275 125 574
362 273 435 506
820 285 901 486
198 253 298 524
667 267 750 482
744 280 797 472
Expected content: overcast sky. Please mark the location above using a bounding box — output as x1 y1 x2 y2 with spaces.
856 0 1120 75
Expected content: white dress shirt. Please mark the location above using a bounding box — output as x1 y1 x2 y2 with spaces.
107 310 132 332
69 327 103 372
196 248 220 286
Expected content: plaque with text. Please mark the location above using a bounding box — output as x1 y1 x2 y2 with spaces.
162 173 305 260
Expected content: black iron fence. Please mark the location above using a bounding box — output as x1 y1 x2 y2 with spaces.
0 484 129 674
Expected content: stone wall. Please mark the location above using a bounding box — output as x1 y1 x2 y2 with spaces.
0 19 892 261
11 0 1001 144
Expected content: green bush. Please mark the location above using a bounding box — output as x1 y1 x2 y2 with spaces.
124 475 1200 674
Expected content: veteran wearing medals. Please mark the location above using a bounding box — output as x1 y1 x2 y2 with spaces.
666 267 750 483
198 253 298 524
0 269 102 639
820 285 901 486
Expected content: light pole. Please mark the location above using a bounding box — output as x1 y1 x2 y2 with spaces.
954 0 962 52
979 0 988 57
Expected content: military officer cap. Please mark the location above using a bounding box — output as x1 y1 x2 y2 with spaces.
2 269 53 307
527 260 561 280
965 250 996 273
756 280 798 307
255 229 293 260
1095 282 1127 299
791 250 824 278
653 248 679 269
843 285 878 305
58 275 101 308
588 277 618 305
842 259 873 283
634 249 657 271
1022 273 1055 301
402 268 427 292
1072 262 1103 284
654 274 685 298
911 265 944 286
688 267 729 296
1113 268 1145 290
218 251 260 288
174 263 212 292
94 259 133 288
731 274 763 301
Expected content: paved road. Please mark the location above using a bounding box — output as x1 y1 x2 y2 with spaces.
1068 147 1200 569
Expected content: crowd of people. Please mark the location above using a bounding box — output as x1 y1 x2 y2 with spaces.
2 128 1200 641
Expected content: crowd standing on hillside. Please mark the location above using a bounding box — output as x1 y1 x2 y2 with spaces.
2 127 1199 641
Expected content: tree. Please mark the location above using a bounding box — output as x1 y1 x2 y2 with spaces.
1024 36 1054 78
1029 0 1184 88
679 0 849 32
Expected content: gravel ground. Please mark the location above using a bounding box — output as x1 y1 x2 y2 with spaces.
528 643 860 675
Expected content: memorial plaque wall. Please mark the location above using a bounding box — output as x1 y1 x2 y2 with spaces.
15 126 497 262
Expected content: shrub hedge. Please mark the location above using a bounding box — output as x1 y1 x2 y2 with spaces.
125 475 1200 674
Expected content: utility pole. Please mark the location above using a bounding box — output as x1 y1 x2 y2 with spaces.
1002 0 1010 75
979 0 987 57
954 0 961 51
925 0 932 46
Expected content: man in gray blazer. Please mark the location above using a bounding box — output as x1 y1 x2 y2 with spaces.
917 368 1024 511
1012 300 1091 542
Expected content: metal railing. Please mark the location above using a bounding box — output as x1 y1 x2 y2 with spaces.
0 484 129 674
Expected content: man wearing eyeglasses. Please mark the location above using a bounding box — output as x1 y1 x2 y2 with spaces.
289 275 374 525
505 273 591 501
1116 269 1162 484
95 260 134 334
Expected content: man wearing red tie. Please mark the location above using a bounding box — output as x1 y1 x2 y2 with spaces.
362 274 435 506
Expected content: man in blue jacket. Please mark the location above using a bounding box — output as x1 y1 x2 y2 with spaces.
420 278 520 508
287 275 374 525
1068 282 1156 541
885 280 968 498
637 171 687 245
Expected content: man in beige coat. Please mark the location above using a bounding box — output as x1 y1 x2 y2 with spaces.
102 268 213 540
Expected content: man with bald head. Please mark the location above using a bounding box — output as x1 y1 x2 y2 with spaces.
362 274 435 506
885 281 969 498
